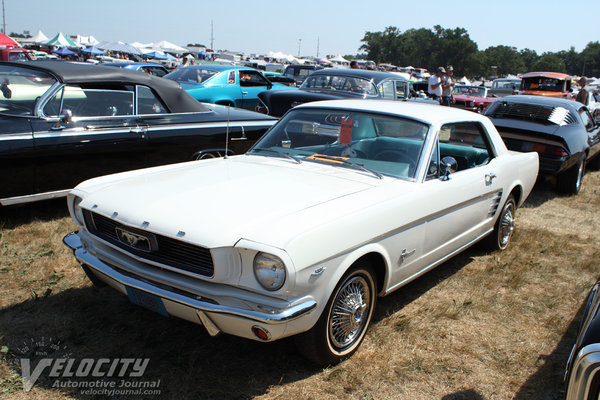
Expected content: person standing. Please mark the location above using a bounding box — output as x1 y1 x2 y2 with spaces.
575 77 589 105
441 65 455 106
428 67 445 102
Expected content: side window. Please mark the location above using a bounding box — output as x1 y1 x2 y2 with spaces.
579 108 594 130
150 67 167 77
426 139 440 180
395 81 408 99
56 86 134 117
43 88 64 117
137 86 167 114
239 70 269 87
438 122 494 171
378 81 395 100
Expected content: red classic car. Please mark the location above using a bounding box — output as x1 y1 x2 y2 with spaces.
519 72 572 98
452 85 499 112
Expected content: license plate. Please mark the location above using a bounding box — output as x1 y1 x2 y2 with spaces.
126 287 168 317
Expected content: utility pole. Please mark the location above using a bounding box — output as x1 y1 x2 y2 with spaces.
2 0 5 35
298 38 301 58
316 37 319 58
210 20 214 51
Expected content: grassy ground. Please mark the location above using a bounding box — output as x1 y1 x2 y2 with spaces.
0 170 598 400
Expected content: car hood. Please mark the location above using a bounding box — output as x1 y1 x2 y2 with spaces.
75 155 385 249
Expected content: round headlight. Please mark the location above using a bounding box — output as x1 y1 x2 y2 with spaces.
253 252 286 291
72 196 85 226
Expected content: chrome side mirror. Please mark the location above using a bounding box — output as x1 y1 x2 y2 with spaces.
52 109 73 131
60 109 73 123
440 156 457 181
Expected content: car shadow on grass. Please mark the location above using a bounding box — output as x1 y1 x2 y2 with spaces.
0 198 70 229
512 299 586 400
0 284 319 399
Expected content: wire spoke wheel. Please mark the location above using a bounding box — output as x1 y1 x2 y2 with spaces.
329 276 370 348
499 200 515 249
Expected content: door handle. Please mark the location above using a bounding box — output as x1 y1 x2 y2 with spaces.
230 126 247 141
242 91 248 95
485 173 497 185
129 126 148 134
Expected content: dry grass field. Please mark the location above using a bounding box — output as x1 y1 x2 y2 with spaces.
0 170 599 400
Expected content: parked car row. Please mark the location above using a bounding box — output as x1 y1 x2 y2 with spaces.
1 61 597 392
0 61 276 206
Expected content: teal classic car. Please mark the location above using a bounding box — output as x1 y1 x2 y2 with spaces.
164 65 294 110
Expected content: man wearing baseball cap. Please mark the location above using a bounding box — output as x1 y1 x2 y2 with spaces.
441 65 455 106
428 67 445 102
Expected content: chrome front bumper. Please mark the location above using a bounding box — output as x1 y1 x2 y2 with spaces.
63 231 317 341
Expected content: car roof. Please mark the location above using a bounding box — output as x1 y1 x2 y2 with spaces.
293 99 488 124
521 71 570 79
3 60 207 113
495 95 583 111
308 68 407 83
104 62 166 68
178 64 255 72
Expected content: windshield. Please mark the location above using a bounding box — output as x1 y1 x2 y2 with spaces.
300 74 378 96
0 65 57 116
249 108 429 179
455 86 486 97
164 67 218 84
521 77 564 92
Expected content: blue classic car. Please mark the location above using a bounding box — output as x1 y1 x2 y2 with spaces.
102 62 170 77
164 65 294 111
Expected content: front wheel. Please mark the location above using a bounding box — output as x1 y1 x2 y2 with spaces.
483 194 516 251
295 264 377 365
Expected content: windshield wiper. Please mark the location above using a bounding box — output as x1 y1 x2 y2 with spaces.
252 147 302 164
306 154 383 179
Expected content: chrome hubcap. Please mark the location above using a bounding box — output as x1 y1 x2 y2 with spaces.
329 276 370 349
499 202 515 248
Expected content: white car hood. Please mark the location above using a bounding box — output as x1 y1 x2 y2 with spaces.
76 155 384 248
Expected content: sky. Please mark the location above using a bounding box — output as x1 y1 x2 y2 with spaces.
8 0 600 59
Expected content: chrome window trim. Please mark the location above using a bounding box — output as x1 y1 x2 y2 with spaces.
0 189 71 206
35 81 63 117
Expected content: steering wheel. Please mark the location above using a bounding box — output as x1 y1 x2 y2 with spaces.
374 149 417 169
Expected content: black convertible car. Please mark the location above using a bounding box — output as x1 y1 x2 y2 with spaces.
256 69 437 117
0 61 276 206
564 279 600 400
484 95 600 194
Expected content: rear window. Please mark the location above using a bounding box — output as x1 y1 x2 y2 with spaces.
485 101 578 126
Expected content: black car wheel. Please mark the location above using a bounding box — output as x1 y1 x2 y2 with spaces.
295 264 377 365
557 155 585 195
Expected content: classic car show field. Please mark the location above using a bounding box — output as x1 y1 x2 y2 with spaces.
0 169 599 399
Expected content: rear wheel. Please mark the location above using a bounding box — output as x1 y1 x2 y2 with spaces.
295 264 377 365
195 151 223 160
483 194 516 251
557 155 585 195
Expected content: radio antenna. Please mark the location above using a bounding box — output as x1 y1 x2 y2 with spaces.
224 105 230 159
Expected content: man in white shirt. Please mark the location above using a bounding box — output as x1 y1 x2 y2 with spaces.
428 67 445 102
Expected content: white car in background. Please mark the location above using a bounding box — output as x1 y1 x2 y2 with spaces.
64 100 539 365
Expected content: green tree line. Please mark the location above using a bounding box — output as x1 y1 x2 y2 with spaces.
359 26 600 78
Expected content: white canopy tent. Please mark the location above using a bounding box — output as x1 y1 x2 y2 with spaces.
266 51 298 63
74 35 99 47
30 30 48 43
328 54 349 66
153 40 187 54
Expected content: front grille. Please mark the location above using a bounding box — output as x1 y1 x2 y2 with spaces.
83 210 214 277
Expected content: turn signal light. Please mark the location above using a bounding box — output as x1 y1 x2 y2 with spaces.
251 326 271 341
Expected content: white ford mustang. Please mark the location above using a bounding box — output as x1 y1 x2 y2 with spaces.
64 100 539 364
